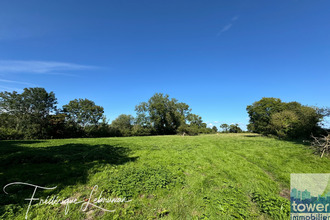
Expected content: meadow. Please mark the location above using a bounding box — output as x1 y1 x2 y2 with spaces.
1 134 329 219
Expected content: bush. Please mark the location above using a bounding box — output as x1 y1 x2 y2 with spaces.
177 124 203 136
131 125 155 136
0 128 24 140
247 98 323 139
229 124 243 133
270 110 299 138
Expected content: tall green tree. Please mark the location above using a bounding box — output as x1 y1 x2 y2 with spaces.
0 87 57 138
110 114 134 136
187 114 204 127
135 93 191 135
229 124 243 133
63 98 104 127
246 97 284 134
220 123 229 133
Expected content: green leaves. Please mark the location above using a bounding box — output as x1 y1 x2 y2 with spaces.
246 97 284 134
247 97 324 139
201 185 251 219
0 87 57 139
63 98 104 127
103 166 185 198
110 114 134 136
135 93 192 135
251 192 290 219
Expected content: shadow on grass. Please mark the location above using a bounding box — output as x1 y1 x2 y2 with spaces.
243 134 260 138
243 134 312 147
289 139 311 146
0 141 137 208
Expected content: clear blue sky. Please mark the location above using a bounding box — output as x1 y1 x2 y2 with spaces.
0 0 329 129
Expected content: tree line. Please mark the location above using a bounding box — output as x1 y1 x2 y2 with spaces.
0 88 220 139
1 88 327 140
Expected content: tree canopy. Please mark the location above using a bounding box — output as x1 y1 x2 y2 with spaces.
246 97 283 135
0 87 57 138
247 97 324 138
110 114 134 136
220 123 229 133
63 98 104 127
135 93 191 135
229 124 243 133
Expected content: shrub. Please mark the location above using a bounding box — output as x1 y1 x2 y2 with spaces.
131 125 155 136
0 128 24 140
270 110 299 138
177 124 199 136
247 98 324 139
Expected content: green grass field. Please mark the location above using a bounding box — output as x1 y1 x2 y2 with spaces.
1 134 329 219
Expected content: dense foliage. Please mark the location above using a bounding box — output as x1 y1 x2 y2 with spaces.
135 93 214 136
2 88 327 140
0 88 215 139
63 98 105 127
0 88 58 139
247 97 325 139
219 123 243 133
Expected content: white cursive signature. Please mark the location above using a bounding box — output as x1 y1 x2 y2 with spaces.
3 182 132 219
